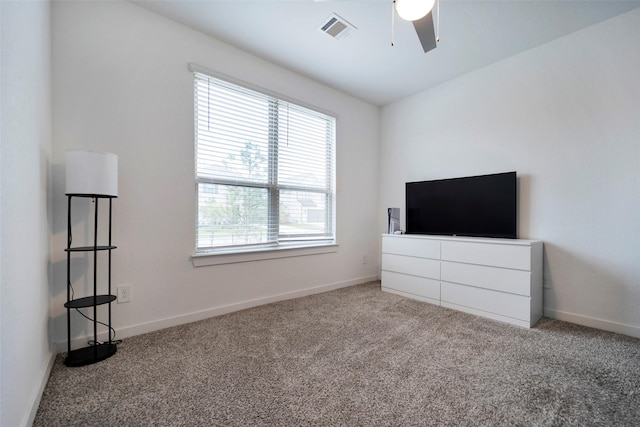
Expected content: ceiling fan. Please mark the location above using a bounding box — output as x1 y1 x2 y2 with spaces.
318 0 441 53
393 0 440 53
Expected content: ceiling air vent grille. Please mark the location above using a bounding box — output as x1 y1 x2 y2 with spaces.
318 13 356 40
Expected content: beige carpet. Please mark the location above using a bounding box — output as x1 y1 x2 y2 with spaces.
35 282 640 426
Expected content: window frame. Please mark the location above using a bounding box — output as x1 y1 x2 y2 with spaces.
189 64 338 265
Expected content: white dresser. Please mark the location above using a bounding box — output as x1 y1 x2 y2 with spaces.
381 234 543 328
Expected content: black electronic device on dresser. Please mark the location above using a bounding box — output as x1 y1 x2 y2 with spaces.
406 171 517 239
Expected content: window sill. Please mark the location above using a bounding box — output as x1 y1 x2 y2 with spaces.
191 243 339 267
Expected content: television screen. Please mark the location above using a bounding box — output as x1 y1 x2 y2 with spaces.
406 171 517 239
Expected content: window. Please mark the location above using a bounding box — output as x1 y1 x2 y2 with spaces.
192 69 336 254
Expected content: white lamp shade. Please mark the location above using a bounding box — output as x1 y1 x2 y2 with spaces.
396 0 436 22
65 150 118 196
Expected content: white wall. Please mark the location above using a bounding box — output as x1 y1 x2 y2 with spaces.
1 1 54 426
379 8 640 337
51 1 379 345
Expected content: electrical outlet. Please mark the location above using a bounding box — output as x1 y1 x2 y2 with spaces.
117 285 131 303
362 254 368 264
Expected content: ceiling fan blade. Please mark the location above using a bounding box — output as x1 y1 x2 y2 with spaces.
413 11 437 53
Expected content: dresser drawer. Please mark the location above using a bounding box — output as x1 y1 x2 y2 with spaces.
381 271 440 302
441 261 531 296
382 236 440 259
441 241 531 270
441 282 531 321
382 253 440 280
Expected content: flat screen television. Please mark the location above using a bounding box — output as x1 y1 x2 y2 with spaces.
406 171 517 239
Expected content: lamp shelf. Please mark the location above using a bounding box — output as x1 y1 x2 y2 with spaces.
65 193 118 199
65 294 117 309
64 193 118 367
65 343 118 367
65 245 117 252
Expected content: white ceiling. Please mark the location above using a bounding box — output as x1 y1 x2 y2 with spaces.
132 0 640 106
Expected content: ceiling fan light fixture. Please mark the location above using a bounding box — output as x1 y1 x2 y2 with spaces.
395 0 435 22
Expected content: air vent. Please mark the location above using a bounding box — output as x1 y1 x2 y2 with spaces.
318 13 356 40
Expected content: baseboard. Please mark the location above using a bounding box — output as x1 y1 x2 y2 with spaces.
544 307 640 339
60 276 379 350
23 344 57 427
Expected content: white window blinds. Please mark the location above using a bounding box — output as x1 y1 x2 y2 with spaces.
193 71 336 252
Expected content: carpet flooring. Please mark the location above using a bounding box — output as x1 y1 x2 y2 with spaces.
34 282 640 426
